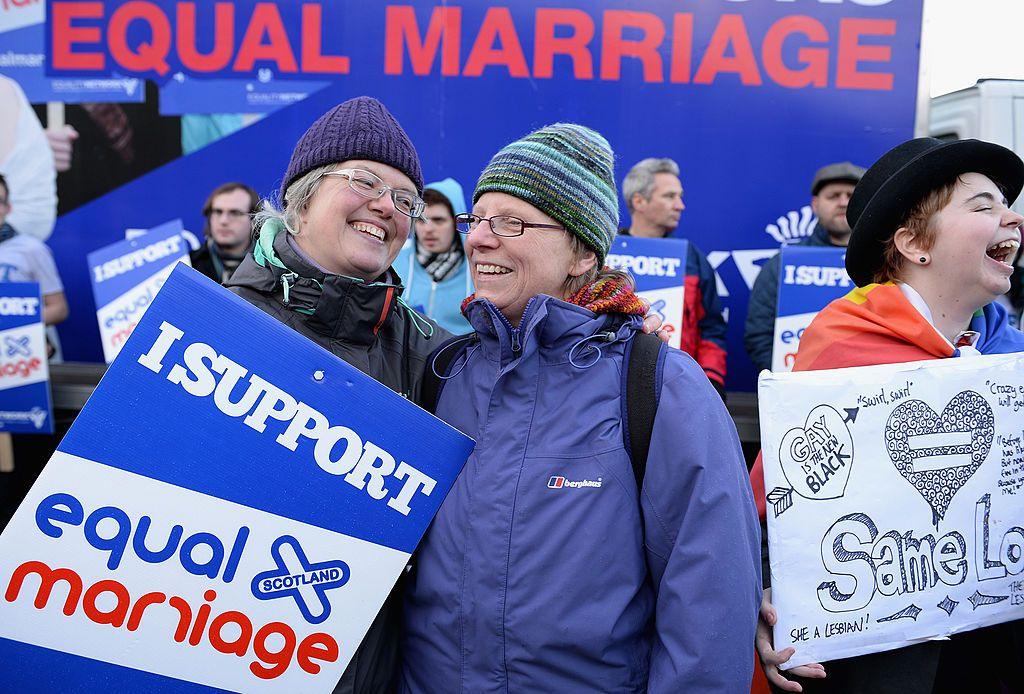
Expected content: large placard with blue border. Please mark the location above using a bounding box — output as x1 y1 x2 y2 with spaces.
606 236 688 351
772 246 853 372
0 282 53 434
87 219 191 363
0 265 474 691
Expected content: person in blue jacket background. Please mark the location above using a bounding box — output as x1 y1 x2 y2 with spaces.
395 177 473 333
401 124 761 693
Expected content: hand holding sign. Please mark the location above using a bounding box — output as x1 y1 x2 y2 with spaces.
760 356 1024 669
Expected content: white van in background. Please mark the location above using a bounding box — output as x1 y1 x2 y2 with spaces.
929 79 1024 215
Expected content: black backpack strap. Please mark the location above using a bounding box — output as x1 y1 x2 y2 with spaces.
419 333 477 414
621 332 667 493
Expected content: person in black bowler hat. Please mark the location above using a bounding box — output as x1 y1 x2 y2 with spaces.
754 137 1024 694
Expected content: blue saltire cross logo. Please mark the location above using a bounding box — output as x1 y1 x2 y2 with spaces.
250 535 350 625
4 335 31 358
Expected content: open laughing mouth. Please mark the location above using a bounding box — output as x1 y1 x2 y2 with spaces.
986 239 1020 266
350 222 386 243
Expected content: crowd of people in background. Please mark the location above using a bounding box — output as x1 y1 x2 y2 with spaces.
3 67 1024 387
2 69 1024 693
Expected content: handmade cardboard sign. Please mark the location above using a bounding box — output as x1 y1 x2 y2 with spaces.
606 236 688 350
760 354 1024 667
0 265 474 691
0 282 52 434
771 246 852 372
87 219 191 363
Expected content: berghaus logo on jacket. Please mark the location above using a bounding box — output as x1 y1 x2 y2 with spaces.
547 475 602 490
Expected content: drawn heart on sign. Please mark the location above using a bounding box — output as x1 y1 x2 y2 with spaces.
884 390 994 528
779 405 854 500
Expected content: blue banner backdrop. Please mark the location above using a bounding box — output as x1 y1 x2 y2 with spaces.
2 22 144 103
44 0 925 391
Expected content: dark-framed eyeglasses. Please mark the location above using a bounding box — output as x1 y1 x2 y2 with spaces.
455 213 565 238
321 168 425 219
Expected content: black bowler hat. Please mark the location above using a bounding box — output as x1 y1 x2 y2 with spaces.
845 138 1024 287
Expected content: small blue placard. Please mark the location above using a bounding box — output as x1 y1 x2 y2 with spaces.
0 282 53 434
772 246 852 371
87 219 190 362
606 236 689 350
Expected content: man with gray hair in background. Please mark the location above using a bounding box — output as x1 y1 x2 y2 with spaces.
621 157 729 396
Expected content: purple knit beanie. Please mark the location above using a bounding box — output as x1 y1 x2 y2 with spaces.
281 96 423 202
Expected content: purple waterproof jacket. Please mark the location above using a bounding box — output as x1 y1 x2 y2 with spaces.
401 295 762 693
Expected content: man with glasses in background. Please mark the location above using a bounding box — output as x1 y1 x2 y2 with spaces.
192 182 260 283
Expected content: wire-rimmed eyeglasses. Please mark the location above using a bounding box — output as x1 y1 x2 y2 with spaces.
455 213 565 238
321 168 425 219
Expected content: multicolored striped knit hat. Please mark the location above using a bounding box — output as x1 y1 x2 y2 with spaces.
473 123 618 264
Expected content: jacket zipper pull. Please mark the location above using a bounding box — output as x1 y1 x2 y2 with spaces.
511 328 522 354
281 272 297 305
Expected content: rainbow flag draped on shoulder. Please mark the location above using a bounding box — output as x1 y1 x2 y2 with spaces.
791 283 952 371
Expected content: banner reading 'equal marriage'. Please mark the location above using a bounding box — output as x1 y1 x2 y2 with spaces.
760 355 1024 667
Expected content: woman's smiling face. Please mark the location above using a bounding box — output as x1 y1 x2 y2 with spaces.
295 160 415 280
464 192 594 324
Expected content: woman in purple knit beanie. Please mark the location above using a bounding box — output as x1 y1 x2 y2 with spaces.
225 95 444 694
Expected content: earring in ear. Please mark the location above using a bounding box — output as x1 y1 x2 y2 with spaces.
919 256 927 264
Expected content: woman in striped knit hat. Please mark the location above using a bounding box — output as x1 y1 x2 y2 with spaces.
401 123 761 693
